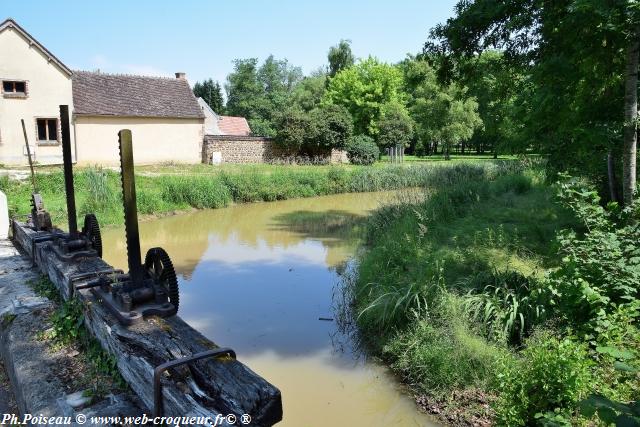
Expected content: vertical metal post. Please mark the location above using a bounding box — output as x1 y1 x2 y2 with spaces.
60 105 78 237
118 130 144 285
21 119 37 192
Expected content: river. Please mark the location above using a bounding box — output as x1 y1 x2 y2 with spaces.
102 190 437 427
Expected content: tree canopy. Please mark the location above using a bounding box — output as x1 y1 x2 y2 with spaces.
426 0 640 202
193 79 225 114
328 39 355 78
323 57 405 137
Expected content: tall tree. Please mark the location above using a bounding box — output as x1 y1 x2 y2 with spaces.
377 101 414 150
291 69 327 112
328 40 355 77
426 0 640 203
225 58 262 119
324 57 404 137
225 56 303 136
193 79 225 114
411 81 482 160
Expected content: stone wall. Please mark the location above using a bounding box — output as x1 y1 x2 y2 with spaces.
202 135 349 164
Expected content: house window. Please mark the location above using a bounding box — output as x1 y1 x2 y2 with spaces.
2 80 27 97
36 118 59 144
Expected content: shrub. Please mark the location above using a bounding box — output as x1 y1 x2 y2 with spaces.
544 176 640 339
494 330 593 426
346 135 379 165
273 108 311 150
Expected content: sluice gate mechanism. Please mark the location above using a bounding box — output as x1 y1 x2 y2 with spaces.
21 118 52 232
82 129 179 325
50 105 103 261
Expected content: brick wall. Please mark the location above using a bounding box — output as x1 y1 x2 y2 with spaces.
202 135 348 164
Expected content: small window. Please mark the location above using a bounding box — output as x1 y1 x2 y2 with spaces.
2 80 27 96
36 118 58 143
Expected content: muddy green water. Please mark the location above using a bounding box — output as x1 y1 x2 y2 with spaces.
102 191 437 427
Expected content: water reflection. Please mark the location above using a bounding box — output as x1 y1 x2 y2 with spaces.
102 190 436 427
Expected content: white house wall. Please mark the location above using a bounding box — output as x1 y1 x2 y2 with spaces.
0 26 74 165
74 116 203 165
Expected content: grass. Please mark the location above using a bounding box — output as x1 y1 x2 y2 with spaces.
345 160 580 420
380 153 521 163
0 160 514 227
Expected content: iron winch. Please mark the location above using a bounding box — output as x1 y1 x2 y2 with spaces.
49 105 103 261
81 129 179 325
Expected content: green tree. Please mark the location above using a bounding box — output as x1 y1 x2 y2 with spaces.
456 51 522 157
426 0 640 203
273 108 309 150
377 102 414 150
226 56 303 137
193 79 225 114
308 104 354 150
328 40 355 78
273 104 353 153
324 57 405 137
291 70 327 112
411 81 482 160
225 58 262 119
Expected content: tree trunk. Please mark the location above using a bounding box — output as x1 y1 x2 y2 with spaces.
623 27 639 205
444 144 450 160
608 151 621 203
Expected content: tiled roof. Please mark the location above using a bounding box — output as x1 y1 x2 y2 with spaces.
217 116 251 136
72 71 204 119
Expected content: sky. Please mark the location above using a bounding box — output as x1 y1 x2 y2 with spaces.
3 0 458 86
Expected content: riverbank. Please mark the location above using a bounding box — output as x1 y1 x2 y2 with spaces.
347 162 640 425
0 161 511 227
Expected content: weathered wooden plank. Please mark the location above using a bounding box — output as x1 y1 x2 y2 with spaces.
12 221 283 426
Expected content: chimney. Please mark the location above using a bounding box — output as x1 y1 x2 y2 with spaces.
175 72 186 80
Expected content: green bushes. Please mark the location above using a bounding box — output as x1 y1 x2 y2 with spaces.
494 331 593 426
346 135 379 165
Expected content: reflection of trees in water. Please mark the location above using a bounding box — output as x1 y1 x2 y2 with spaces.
103 191 399 277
